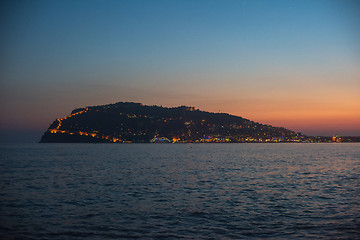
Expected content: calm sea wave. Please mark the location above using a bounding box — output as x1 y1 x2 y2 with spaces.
0 143 359 239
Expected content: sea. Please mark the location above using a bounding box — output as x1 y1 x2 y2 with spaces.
0 143 359 239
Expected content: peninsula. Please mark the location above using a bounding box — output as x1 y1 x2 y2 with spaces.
39 102 358 143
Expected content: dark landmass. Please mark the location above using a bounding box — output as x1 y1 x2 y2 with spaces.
39 102 359 143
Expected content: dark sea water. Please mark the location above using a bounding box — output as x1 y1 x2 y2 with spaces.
0 143 359 239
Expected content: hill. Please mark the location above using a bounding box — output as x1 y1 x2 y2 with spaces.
40 102 301 143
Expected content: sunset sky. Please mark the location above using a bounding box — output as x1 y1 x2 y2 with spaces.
1 0 359 142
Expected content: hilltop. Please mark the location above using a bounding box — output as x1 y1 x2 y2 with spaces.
40 102 301 143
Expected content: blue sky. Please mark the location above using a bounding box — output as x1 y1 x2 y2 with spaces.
1 0 359 141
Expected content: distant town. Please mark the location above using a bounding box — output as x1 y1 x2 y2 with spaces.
40 102 360 143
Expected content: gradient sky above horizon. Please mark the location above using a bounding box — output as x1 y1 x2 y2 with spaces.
1 0 359 140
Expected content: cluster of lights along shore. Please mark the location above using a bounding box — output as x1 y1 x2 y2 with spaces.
45 103 356 143
49 108 123 143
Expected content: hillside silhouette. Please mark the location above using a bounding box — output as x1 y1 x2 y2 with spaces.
40 102 300 143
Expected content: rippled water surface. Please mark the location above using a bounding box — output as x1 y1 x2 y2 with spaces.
1 143 359 239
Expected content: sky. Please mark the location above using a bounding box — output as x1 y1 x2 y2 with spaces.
1 0 359 142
